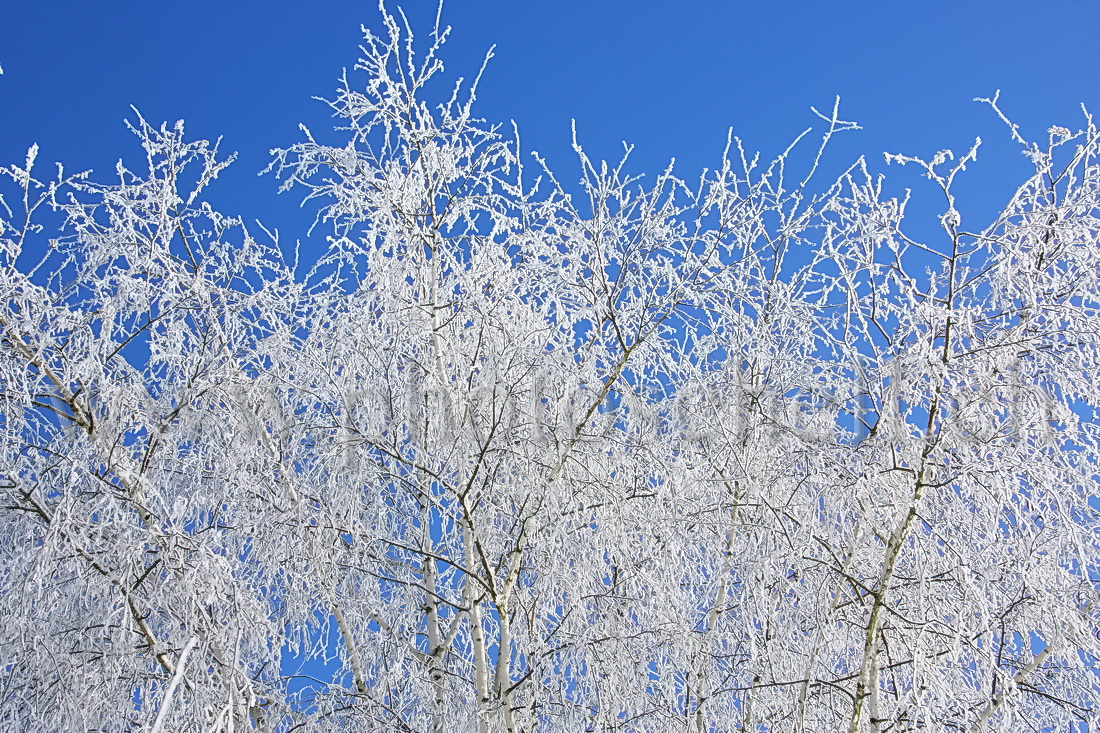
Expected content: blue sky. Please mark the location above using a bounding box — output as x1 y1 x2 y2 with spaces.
4 1 1100 259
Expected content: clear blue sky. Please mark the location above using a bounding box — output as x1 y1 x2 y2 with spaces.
3 1 1100 258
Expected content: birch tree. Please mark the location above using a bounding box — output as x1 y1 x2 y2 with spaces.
1 7 1098 732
